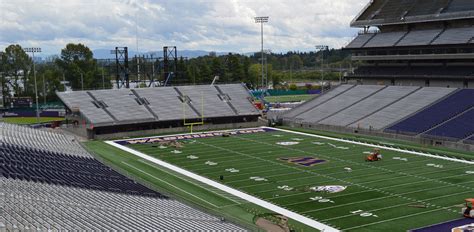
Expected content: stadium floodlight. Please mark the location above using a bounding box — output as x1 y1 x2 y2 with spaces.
315 45 329 94
24 47 42 123
255 16 269 89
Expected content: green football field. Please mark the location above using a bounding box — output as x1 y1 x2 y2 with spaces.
265 94 316 103
116 128 473 231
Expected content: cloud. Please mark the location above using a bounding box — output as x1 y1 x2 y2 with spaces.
0 0 368 55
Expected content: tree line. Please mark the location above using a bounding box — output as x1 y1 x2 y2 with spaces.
0 43 351 103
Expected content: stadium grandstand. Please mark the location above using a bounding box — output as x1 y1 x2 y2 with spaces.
280 0 474 151
57 84 261 139
346 0 474 88
0 122 246 231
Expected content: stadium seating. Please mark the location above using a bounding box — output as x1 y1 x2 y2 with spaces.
373 0 412 20
89 89 156 123
406 0 450 16
218 84 260 115
387 89 474 135
353 66 474 77
296 85 385 123
177 85 236 118
58 91 115 123
1 123 90 157
432 27 474 45
0 178 245 231
57 84 258 126
282 84 354 120
346 33 375 49
397 29 443 46
423 108 474 140
0 123 246 230
319 86 419 127
134 87 200 121
351 87 456 130
444 0 474 13
364 31 407 48
0 142 161 197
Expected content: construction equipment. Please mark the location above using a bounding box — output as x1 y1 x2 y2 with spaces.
366 148 382 162
463 199 474 218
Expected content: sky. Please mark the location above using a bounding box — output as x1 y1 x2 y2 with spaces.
0 0 368 55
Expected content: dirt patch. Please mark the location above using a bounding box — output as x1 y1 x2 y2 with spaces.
256 218 289 232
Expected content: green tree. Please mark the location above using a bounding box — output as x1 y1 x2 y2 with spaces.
56 43 97 91
248 64 262 88
2 45 32 97
227 54 244 82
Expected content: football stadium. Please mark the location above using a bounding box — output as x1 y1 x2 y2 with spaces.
1 0 474 231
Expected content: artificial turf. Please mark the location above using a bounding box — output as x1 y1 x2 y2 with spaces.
123 128 474 231
1 117 64 125
265 94 316 103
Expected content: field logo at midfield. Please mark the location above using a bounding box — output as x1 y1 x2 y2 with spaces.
310 185 347 193
279 157 327 167
116 128 273 145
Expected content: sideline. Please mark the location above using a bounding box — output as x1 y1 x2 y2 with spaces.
105 140 340 232
106 126 473 232
268 127 474 165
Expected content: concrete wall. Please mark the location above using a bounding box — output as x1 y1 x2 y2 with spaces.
430 80 464 88
283 120 474 152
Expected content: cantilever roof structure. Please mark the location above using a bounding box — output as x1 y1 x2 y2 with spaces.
352 0 474 27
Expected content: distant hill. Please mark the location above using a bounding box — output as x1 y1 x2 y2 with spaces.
92 49 237 59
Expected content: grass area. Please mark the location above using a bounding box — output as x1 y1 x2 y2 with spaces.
1 117 64 125
265 94 316 103
120 128 473 231
279 126 474 161
84 141 315 231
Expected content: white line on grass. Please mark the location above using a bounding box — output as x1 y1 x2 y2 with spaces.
137 160 243 205
107 140 340 232
122 162 222 208
268 127 474 165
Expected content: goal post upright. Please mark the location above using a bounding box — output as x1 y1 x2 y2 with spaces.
183 91 204 133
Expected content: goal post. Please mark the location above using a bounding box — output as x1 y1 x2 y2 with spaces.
183 91 204 133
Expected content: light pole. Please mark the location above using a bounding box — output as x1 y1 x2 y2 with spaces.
264 49 271 88
316 45 328 94
42 74 46 104
24 47 41 123
255 16 269 89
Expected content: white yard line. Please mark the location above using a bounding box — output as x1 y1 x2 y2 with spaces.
122 162 222 208
137 160 243 205
106 140 340 232
267 127 474 165
108 126 473 232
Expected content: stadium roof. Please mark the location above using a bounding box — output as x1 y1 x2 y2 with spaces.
351 0 474 27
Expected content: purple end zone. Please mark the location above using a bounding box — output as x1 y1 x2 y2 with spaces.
411 218 474 232
115 127 276 145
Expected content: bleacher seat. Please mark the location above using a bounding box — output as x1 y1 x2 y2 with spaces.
57 84 259 126
387 89 474 135
444 0 474 13
351 87 456 130
282 84 354 120
1 123 90 157
397 29 443 47
296 85 385 123
346 34 375 49
424 108 474 140
432 27 474 45
319 86 419 127
364 31 407 48
0 178 246 231
0 123 246 230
